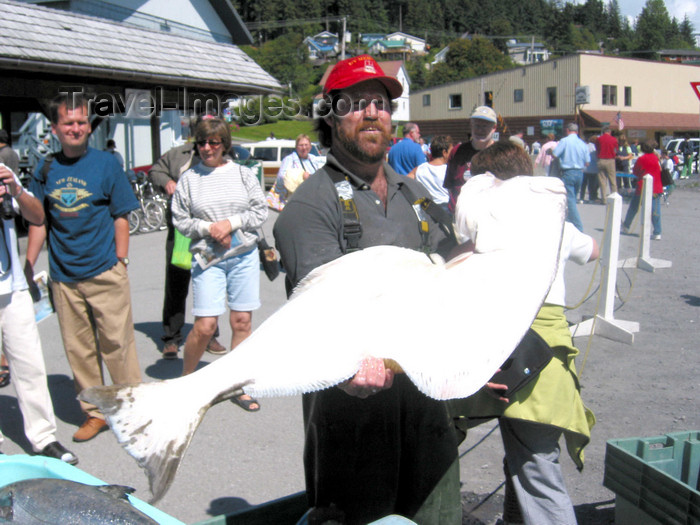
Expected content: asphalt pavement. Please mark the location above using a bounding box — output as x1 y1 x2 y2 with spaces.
1 181 699 524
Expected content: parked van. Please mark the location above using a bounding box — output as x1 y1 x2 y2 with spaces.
240 139 326 188
665 137 699 174
665 137 699 157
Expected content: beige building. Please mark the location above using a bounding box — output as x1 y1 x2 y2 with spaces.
411 53 700 144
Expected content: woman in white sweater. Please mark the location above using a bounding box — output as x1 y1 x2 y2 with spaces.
172 118 268 410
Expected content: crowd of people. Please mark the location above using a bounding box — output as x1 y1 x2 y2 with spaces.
0 54 682 524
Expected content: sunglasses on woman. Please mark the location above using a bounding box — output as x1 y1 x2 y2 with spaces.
196 140 223 147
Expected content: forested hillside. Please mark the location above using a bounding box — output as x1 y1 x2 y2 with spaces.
233 0 697 114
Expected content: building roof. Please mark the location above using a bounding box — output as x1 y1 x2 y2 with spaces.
304 37 335 53
368 39 407 50
386 31 425 44
580 110 699 131
0 0 281 94
27 0 254 46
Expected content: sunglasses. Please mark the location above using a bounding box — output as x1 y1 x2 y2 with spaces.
196 140 223 147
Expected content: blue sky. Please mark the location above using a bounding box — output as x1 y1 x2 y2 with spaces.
570 1 700 32
617 0 699 30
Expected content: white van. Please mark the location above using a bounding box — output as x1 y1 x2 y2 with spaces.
665 137 699 174
240 139 326 188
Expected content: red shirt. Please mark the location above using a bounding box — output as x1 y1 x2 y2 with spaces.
632 153 663 195
595 133 618 159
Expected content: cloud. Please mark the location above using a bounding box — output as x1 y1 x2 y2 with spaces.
668 0 698 21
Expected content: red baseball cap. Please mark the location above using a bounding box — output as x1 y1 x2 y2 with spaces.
323 55 403 100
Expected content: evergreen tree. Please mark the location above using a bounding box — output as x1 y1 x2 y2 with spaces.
606 0 623 40
633 0 672 58
679 16 696 48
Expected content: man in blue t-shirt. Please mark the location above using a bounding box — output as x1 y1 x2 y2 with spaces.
27 92 142 443
387 122 425 176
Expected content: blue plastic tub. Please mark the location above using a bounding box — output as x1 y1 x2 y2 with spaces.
0 454 184 524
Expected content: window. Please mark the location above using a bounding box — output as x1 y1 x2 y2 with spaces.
485 91 493 107
514 89 524 103
449 94 462 110
624 86 632 106
602 85 617 105
422 94 431 107
546 87 557 108
252 147 277 161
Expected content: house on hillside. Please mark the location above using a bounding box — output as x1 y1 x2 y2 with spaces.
411 53 700 145
505 39 550 65
366 38 411 60
360 33 386 46
316 59 411 123
3 0 280 173
304 31 340 62
386 32 426 54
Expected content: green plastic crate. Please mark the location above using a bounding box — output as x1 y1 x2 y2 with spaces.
604 431 700 525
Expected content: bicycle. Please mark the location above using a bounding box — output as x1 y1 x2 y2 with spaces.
128 171 167 234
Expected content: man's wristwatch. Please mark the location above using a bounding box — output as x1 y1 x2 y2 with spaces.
118 256 130 267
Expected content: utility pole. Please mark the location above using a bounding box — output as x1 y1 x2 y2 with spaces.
341 16 346 60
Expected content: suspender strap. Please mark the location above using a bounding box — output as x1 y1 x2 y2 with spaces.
398 183 458 249
326 164 456 255
326 166 362 253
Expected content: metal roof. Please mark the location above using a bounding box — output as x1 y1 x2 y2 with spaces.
0 0 282 94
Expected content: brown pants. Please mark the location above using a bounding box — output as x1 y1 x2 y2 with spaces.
597 158 617 201
52 263 142 418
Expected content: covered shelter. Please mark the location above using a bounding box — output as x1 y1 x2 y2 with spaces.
0 0 282 169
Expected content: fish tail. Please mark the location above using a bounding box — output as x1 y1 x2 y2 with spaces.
79 380 246 503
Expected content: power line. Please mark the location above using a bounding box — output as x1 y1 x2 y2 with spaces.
246 16 347 31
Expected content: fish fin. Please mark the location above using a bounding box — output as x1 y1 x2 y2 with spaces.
80 380 246 503
0 507 11 521
96 484 136 501
0 496 11 521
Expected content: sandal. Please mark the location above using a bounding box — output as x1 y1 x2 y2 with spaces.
0 366 9 388
231 394 260 412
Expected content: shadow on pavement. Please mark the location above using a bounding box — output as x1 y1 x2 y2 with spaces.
207 496 255 517
0 394 31 452
681 294 700 306
47 374 84 426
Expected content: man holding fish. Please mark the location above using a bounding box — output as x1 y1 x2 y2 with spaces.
274 55 462 525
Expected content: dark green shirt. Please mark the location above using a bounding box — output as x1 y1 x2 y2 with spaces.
274 153 446 295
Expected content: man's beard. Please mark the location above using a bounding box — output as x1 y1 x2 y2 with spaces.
335 119 391 164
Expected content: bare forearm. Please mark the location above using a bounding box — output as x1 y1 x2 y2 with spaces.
16 190 44 225
114 215 130 258
25 224 46 269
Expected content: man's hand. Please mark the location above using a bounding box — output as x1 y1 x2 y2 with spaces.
209 220 232 246
484 378 509 403
165 180 177 196
0 165 21 197
338 357 394 398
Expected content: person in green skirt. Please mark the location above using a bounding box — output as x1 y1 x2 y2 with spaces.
450 142 597 525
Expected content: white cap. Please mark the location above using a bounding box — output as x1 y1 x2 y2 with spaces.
470 106 498 124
